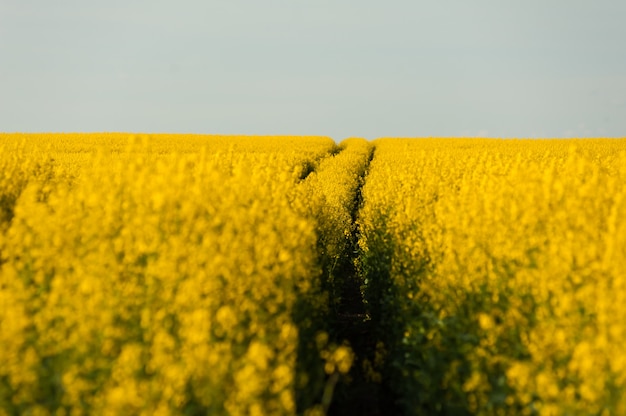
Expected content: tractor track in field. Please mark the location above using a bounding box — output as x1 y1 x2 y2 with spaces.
326 147 400 416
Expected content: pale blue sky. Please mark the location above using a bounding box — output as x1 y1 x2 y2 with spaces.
1 1 625 139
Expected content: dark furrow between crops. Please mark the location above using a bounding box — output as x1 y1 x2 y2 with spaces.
327 146 399 416
298 143 343 182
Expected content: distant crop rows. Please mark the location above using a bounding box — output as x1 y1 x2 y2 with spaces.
1 134 625 415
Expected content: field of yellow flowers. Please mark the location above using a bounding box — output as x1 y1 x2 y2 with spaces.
0 134 365 415
1 134 625 415
358 138 626 415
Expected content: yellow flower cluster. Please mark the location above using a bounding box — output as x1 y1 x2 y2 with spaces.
0 142 55 231
358 138 626 415
0 133 355 415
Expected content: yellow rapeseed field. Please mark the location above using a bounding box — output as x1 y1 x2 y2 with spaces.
1 134 625 415
0 133 361 415
358 138 626 415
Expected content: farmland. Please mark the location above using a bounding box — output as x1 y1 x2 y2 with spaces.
1 134 625 415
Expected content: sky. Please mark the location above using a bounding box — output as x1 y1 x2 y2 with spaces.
1 1 625 140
